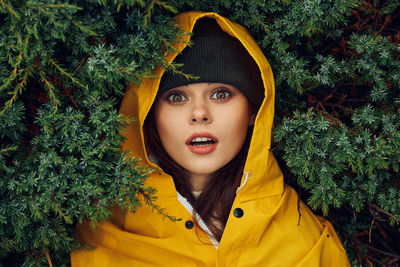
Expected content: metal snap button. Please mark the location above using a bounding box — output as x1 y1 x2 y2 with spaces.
185 220 194 229
233 208 244 218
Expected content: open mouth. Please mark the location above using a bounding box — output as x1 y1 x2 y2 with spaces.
189 137 217 146
186 133 218 154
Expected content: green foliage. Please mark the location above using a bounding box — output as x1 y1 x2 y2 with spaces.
1 0 399 265
274 107 400 216
0 0 181 265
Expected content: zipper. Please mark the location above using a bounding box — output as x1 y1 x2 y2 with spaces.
177 192 220 249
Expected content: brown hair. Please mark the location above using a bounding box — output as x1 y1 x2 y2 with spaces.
143 106 253 242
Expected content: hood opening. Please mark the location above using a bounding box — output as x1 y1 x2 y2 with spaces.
119 11 280 203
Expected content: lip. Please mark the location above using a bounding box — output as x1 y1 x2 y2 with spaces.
185 132 218 155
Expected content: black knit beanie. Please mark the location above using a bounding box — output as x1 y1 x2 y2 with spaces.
158 18 264 110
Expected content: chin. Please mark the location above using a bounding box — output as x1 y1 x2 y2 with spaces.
188 167 218 176
184 161 227 177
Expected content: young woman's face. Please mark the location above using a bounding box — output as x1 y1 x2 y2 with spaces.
154 83 255 190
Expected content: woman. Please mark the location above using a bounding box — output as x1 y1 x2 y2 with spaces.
72 11 350 266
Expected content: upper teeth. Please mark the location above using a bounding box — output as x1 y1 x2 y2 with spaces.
192 137 212 142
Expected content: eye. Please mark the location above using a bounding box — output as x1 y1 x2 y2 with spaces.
166 92 188 103
211 89 232 100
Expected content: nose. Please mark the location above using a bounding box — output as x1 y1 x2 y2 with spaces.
189 101 212 124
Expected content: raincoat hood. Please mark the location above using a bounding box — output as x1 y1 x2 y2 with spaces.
72 11 349 267
120 11 281 203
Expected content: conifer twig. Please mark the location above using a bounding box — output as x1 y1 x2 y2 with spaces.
38 62 59 112
71 20 97 36
368 202 399 224
0 34 31 93
1 56 36 113
54 204 72 224
352 237 400 261
16 63 35 90
47 55 84 88
26 2 82 10
44 250 53 267
0 0 20 19
72 55 88 74
143 0 177 26
136 186 180 222
0 145 18 155
44 3 81 9
57 76 78 108
368 217 374 243
143 0 155 27
132 44 145 57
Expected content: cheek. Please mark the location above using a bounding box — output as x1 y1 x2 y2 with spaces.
232 113 251 142
229 101 251 127
154 105 183 147
218 103 251 144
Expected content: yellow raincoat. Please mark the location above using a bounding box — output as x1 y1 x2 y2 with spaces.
71 11 350 266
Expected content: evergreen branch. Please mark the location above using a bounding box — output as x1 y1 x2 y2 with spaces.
24 2 82 33
136 186 180 222
348 155 357 172
115 0 146 11
43 3 82 10
17 32 23 46
132 44 145 57
143 0 155 27
143 0 177 26
368 217 375 243
157 34 182 54
47 55 84 88
17 62 35 90
0 69 17 93
47 14 62 28
162 61 199 81
1 93 18 115
368 202 399 224
156 1 178 14
7 44 19 49
72 55 89 75
1 61 35 114
93 66 106 79
71 20 97 36
0 0 20 19
54 204 72 225
0 144 18 156
136 0 146 8
256 17 270 33
279 0 290 4
0 34 31 93
115 69 134 73
58 79 78 108
28 2 73 29
166 67 198 81
44 249 54 267
351 237 400 263
38 63 59 113
26 1 82 10
13 34 28 66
